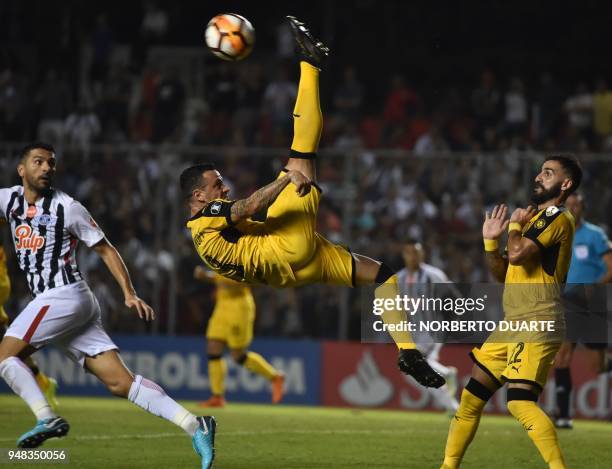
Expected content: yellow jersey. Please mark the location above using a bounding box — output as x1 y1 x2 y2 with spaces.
0 246 11 325
213 272 254 303
187 199 295 286
503 205 575 318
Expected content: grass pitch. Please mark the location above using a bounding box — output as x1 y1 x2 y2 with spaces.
0 395 610 468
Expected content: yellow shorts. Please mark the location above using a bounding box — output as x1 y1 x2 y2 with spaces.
264 171 354 288
292 233 354 287
470 340 561 391
206 297 255 349
265 172 321 270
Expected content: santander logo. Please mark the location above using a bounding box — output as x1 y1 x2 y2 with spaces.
15 225 45 253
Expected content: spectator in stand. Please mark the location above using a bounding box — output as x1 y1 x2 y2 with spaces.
262 66 297 137
234 64 265 144
564 83 593 142
471 69 501 137
534 72 564 143
64 100 102 159
152 66 185 142
0 67 27 140
333 66 364 124
89 14 114 100
382 74 419 145
36 69 72 145
503 77 528 137
414 124 449 156
592 78 612 149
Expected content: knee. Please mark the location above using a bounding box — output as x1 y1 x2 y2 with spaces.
106 376 134 398
506 387 538 415
232 351 248 365
460 378 494 412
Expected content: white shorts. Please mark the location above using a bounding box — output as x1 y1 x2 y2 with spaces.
5 281 117 366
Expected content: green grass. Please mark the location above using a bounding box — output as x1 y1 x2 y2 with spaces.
0 395 610 468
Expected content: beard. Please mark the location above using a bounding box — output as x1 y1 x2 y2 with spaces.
531 181 562 204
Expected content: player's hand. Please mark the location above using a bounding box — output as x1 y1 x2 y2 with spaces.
287 170 312 197
510 205 538 226
483 204 509 240
125 294 155 321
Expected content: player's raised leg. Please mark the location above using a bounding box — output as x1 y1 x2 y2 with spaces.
285 16 329 182
353 254 445 388
84 350 216 469
0 336 69 448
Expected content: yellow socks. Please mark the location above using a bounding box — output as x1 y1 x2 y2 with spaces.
442 381 491 469
290 61 322 154
376 274 416 350
507 400 566 469
208 356 227 396
35 371 50 392
243 352 278 381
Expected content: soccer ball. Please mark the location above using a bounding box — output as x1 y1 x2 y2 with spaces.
205 13 255 61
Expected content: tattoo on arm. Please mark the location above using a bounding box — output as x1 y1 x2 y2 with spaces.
485 250 509 282
230 175 291 223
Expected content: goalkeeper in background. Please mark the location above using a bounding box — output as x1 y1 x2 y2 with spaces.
194 266 284 407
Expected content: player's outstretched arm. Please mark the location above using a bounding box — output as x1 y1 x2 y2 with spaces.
230 170 311 223
92 239 155 321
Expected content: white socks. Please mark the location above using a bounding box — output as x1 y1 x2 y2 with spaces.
127 374 199 436
0 357 55 421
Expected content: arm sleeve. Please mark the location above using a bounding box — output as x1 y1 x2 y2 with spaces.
523 209 570 250
191 199 236 232
66 202 106 247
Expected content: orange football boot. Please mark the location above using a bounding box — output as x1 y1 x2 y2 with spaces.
198 395 226 408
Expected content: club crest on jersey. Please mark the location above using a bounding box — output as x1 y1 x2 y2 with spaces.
210 201 222 215
15 225 45 253
33 214 53 226
535 219 546 229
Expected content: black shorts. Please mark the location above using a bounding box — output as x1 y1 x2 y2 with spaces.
563 285 610 347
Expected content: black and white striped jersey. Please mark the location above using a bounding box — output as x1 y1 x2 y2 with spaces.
0 186 105 297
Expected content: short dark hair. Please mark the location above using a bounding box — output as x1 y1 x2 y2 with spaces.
403 238 423 249
20 142 55 161
544 154 582 196
179 163 216 199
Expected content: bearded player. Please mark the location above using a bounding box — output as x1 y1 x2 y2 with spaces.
441 155 582 469
181 16 443 389
0 143 215 468
194 266 284 407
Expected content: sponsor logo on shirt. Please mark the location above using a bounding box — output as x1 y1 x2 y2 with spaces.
15 224 45 253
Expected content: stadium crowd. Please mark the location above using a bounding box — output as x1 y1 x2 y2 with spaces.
2 2 612 339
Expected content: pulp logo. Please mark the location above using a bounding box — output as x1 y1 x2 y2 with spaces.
15 224 45 252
